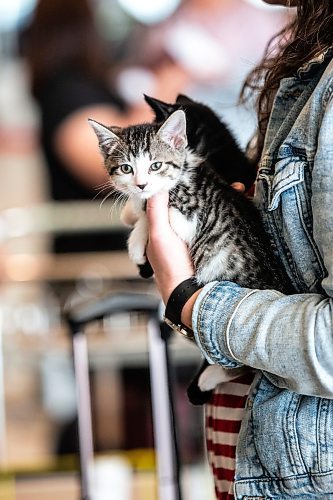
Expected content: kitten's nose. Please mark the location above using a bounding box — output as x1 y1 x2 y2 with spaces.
137 183 147 191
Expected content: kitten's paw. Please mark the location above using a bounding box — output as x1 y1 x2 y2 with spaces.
186 360 212 406
187 380 212 406
128 246 146 265
138 261 154 279
198 365 248 391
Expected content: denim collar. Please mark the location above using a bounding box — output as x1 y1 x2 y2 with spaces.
296 48 333 80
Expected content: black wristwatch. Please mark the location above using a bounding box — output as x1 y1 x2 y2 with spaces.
164 277 201 340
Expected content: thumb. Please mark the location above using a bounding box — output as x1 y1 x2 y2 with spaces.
146 191 169 233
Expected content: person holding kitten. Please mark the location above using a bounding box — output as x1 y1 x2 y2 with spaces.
146 0 333 498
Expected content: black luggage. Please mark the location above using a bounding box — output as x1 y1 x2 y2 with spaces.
66 292 182 500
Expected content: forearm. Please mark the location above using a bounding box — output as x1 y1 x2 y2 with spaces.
191 281 333 398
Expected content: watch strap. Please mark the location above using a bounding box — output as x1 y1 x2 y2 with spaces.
164 277 200 339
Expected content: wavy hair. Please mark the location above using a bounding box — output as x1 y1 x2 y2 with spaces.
241 0 333 141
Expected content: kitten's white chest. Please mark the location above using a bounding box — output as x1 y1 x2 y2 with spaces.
169 207 197 245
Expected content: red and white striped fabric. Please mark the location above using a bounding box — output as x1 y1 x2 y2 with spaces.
205 372 254 500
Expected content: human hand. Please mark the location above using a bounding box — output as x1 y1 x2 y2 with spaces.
146 191 194 304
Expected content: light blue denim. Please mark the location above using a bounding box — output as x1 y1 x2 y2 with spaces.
192 51 333 499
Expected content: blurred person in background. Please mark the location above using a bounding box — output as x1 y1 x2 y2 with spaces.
23 0 129 253
146 0 333 498
23 0 189 254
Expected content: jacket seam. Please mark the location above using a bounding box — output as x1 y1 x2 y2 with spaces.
225 289 259 363
236 467 333 485
196 282 220 360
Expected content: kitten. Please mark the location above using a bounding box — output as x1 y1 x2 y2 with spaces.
122 93 257 279
144 94 257 191
89 109 288 290
89 99 292 404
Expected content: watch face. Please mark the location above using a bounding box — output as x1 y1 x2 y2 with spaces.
164 317 195 340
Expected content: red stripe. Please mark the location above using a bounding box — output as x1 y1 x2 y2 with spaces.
207 416 242 433
206 439 236 458
211 463 235 482
217 493 234 500
206 378 254 500
212 393 249 408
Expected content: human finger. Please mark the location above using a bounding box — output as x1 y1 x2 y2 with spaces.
231 182 246 193
146 191 170 233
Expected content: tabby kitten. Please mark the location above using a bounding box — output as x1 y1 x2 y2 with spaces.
89 108 289 291
89 99 292 404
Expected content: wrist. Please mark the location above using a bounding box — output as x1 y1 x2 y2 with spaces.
164 278 201 339
181 289 201 330
158 274 194 305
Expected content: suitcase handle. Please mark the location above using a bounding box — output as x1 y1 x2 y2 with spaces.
67 292 160 331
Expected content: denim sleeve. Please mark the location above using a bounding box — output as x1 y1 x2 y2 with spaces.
312 93 333 297
192 97 333 399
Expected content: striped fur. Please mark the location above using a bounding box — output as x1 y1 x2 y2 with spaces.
89 105 291 292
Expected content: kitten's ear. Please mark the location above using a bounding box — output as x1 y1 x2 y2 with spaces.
144 94 175 122
88 119 120 158
176 94 194 105
156 110 187 150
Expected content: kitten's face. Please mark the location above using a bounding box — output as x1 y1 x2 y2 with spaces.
106 134 184 200
90 110 187 200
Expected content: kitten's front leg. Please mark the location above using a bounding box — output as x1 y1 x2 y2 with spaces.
128 214 154 278
120 199 138 227
128 214 148 265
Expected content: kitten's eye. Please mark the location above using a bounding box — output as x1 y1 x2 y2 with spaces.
120 164 133 174
150 161 163 172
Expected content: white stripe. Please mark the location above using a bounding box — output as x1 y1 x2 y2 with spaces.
214 478 234 494
210 406 246 421
214 381 252 396
205 429 238 446
207 452 235 470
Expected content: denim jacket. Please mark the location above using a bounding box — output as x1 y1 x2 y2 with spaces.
192 52 333 499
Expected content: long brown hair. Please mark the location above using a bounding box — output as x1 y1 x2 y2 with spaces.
241 0 333 138
24 0 110 98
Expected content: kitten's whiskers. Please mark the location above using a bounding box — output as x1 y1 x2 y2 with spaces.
99 186 119 208
92 181 113 200
109 192 129 221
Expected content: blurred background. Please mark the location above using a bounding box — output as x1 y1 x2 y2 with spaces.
0 0 291 498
